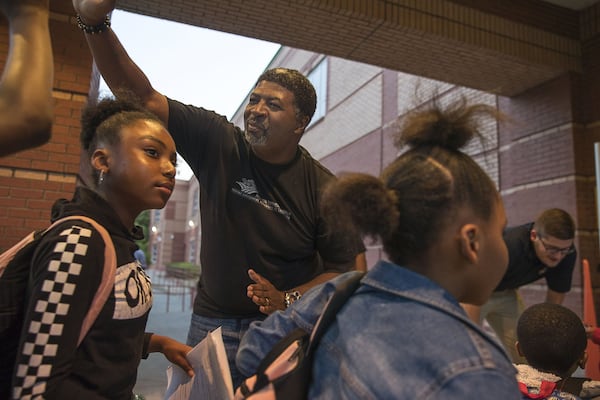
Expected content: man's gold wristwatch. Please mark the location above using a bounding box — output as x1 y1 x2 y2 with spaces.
284 290 302 308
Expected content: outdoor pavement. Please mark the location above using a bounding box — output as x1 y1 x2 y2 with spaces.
133 269 195 400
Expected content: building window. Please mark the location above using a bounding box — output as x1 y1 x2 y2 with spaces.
192 189 199 216
151 243 158 264
307 58 327 128
189 239 196 263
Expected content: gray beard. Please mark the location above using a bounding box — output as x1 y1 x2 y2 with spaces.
244 130 268 146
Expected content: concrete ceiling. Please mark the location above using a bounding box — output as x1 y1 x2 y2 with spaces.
541 0 598 9
56 0 600 97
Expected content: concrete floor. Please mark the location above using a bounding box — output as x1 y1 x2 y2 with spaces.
133 271 194 400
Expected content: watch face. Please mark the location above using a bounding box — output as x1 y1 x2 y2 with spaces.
285 291 301 308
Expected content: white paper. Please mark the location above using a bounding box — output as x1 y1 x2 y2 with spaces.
164 327 234 400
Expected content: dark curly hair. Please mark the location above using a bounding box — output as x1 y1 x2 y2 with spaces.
256 68 317 125
517 303 587 377
79 89 164 185
321 98 503 266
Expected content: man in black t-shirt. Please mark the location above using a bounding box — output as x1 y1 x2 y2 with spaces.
463 208 577 362
73 1 364 387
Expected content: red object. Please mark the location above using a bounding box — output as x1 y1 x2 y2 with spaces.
592 328 600 345
518 381 557 399
583 259 600 380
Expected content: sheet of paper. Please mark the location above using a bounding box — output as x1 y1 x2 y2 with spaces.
164 327 234 400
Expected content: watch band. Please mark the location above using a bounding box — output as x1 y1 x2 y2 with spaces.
284 290 302 308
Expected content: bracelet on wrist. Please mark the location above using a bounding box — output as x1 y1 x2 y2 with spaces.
77 14 111 34
284 290 302 308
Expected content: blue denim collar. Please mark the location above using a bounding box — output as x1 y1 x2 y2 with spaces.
363 260 507 355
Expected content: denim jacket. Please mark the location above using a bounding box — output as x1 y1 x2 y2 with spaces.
236 260 520 399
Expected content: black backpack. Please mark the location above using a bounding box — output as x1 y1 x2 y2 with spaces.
235 271 364 400
0 216 116 399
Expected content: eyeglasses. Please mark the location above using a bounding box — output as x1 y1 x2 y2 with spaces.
538 236 575 257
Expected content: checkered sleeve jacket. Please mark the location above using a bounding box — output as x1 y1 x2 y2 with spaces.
9 217 149 400
10 220 107 399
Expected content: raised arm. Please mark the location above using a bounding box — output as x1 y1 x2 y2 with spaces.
0 0 53 156
72 0 169 123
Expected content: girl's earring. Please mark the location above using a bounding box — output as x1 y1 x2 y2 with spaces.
98 170 105 186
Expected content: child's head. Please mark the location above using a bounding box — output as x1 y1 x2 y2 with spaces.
517 303 587 377
79 91 177 219
321 98 508 304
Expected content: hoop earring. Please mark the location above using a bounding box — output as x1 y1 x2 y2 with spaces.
98 170 105 186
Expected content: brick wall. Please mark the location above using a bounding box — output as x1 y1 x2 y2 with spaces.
0 9 93 251
300 49 598 318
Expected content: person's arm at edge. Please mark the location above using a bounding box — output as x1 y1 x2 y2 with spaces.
0 0 53 155
72 0 169 123
143 333 194 377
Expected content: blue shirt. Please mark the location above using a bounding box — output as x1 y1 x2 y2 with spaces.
237 261 520 399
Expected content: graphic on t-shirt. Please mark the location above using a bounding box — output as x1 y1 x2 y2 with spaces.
113 262 152 319
232 178 291 219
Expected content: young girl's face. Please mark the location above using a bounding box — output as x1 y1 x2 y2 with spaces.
106 119 177 217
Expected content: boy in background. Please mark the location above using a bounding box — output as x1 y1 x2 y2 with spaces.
516 303 600 399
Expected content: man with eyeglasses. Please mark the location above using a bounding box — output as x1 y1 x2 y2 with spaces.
463 208 577 362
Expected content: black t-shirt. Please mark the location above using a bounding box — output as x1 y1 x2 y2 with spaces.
495 222 576 292
167 98 362 318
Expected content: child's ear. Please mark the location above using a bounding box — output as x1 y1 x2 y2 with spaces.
516 341 524 357
91 148 109 173
459 224 479 263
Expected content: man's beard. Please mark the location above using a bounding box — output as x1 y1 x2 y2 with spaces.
244 129 268 146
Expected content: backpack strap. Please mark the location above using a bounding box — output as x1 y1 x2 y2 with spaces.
41 216 116 345
307 271 365 352
0 232 37 275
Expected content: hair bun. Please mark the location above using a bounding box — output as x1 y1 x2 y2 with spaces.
395 100 501 152
321 173 399 240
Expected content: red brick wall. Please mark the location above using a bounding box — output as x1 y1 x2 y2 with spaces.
0 9 93 251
